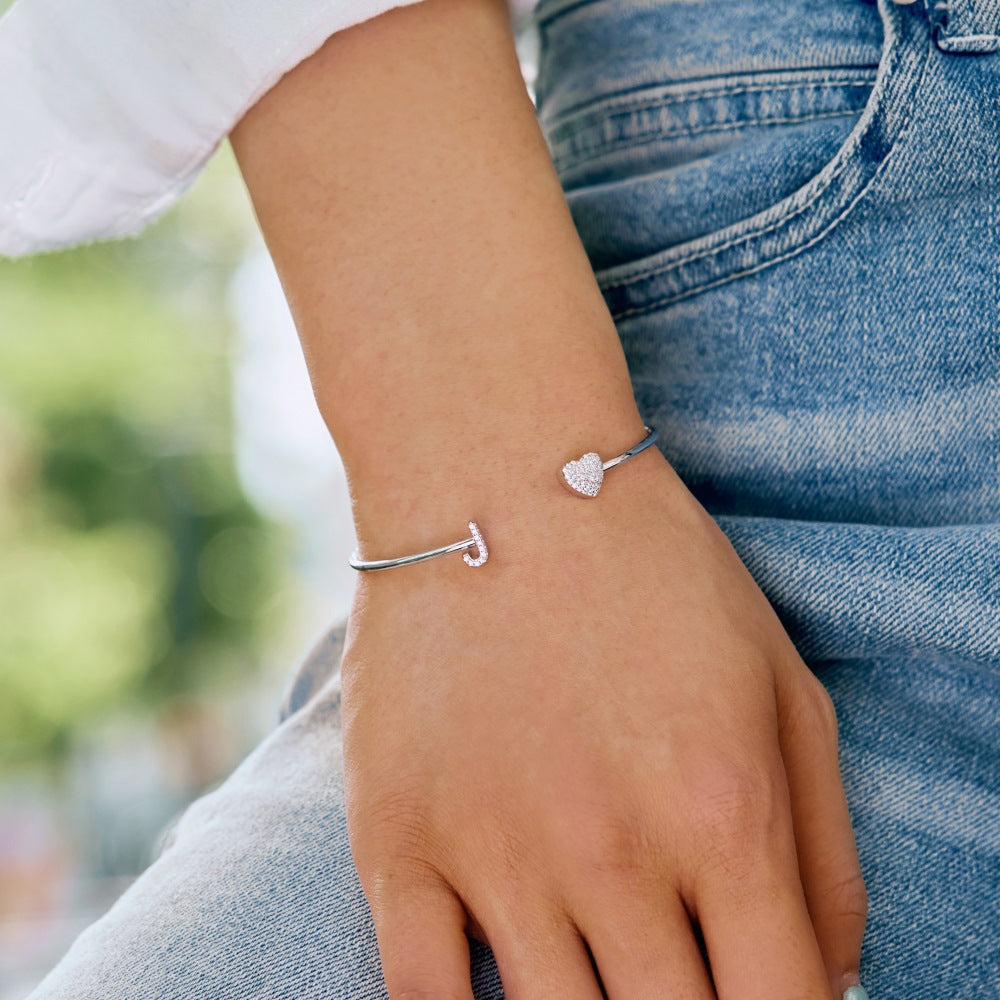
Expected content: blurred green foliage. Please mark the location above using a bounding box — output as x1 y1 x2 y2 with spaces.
0 148 285 766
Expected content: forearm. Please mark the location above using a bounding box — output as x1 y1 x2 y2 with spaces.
230 0 658 569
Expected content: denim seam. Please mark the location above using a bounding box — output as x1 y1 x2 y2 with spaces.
937 32 1000 49
553 107 865 172
594 27 925 286
600 32 932 315
991 136 998 352
534 0 602 29
606 167 896 318
542 74 877 129
595 103 870 281
606 92 922 318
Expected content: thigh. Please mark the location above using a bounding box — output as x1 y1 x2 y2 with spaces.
536 0 1000 995
27 623 504 1000
536 0 1000 529
818 653 1000 998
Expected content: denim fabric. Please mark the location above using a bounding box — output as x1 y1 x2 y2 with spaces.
27 0 999 996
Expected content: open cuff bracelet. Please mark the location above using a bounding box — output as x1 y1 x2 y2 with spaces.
348 424 659 572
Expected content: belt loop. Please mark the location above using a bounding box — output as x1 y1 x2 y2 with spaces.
919 0 1000 53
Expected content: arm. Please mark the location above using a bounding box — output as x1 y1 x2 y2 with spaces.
230 0 644 562
230 2 867 998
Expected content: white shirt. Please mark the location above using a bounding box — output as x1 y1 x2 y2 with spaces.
0 0 534 258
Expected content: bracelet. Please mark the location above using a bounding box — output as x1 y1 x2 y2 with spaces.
348 424 659 572
560 423 659 497
349 521 489 572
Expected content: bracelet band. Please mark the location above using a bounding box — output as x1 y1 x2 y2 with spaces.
349 520 488 572
347 423 659 572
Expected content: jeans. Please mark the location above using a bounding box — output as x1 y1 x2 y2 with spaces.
28 0 1000 996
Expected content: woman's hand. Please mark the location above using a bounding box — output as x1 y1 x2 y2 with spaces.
341 451 867 999
229 0 866 992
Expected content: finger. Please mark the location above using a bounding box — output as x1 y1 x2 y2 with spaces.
370 871 475 1000
574 883 716 1000
688 744 832 1000
472 893 606 1000
775 667 868 997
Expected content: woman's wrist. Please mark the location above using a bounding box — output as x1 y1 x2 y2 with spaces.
340 393 647 524
343 411 687 591
229 0 675 573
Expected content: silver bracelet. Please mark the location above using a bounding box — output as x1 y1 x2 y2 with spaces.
349 520 489 572
348 424 659 572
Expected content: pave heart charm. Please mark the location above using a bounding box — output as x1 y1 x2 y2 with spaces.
561 451 605 497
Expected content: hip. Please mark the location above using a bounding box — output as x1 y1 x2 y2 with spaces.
534 0 1000 529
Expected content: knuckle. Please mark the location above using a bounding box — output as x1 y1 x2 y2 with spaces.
702 767 773 838
803 676 839 741
825 869 869 924
488 817 534 884
356 786 430 846
690 757 779 862
365 858 443 928
778 659 841 747
563 805 656 882
349 785 450 878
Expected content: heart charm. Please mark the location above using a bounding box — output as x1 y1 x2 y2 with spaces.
561 451 605 497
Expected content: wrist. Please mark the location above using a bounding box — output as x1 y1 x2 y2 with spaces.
343 410 685 587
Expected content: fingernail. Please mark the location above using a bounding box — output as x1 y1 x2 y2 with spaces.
843 986 870 1000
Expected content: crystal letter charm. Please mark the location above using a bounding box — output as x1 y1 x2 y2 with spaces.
463 521 489 567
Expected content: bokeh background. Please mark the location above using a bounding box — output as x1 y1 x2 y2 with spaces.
0 144 359 998
0 8 539 996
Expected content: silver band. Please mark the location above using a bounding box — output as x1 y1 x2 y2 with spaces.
602 424 660 470
348 424 659 571
349 520 489 572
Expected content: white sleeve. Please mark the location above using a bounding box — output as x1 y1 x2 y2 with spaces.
0 0 533 259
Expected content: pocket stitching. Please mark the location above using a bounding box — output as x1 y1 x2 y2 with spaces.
596 15 931 290
544 74 877 132
609 162 899 319
606 43 930 320
553 106 870 174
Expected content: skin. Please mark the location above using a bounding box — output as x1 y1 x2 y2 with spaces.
229 0 868 996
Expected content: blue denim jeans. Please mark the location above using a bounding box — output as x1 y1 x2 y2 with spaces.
28 0 999 996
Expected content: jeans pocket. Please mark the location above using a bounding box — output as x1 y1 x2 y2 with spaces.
536 0 932 318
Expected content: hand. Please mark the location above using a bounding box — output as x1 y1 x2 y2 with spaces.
339 452 867 999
